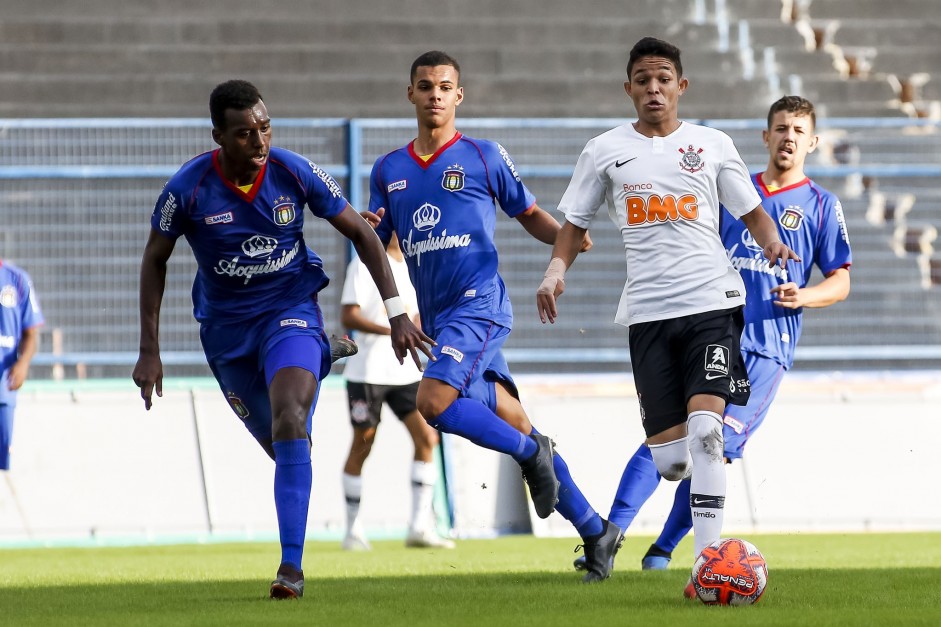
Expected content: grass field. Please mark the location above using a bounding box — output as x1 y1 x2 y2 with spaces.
1 533 939 626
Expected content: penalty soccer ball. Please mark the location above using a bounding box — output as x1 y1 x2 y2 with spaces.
688 538 768 605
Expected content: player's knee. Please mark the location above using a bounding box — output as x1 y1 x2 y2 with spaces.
687 411 724 461
649 437 691 481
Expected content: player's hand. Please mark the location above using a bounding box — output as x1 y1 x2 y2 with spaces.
536 276 565 324
132 352 163 410
389 314 436 371
770 282 805 309
360 207 384 228
763 240 801 269
6 361 28 391
579 231 593 253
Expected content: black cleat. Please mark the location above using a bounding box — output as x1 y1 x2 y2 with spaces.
330 335 358 363
270 563 304 599
519 434 559 519
577 519 624 583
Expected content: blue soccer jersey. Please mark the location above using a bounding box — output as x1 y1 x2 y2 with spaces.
0 261 44 404
151 146 348 323
721 174 852 368
369 133 536 336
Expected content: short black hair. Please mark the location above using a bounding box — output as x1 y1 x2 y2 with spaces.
410 50 461 84
627 37 683 79
209 80 263 130
767 95 816 130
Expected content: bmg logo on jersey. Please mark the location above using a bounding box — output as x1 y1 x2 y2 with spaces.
704 344 730 379
625 194 699 226
442 164 465 192
412 203 441 231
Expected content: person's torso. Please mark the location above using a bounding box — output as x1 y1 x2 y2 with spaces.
0 263 44 402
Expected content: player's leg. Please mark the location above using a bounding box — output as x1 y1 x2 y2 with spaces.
723 352 785 462
341 381 381 551
0 404 14 471
641 478 693 570
608 443 662 531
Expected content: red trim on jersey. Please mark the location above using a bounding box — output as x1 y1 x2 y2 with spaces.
212 149 267 202
754 172 810 198
408 132 463 168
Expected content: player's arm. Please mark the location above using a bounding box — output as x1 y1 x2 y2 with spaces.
740 204 801 268
7 325 40 391
772 267 850 310
328 205 435 368
341 304 391 336
536 219 588 324
132 228 176 410
516 204 593 251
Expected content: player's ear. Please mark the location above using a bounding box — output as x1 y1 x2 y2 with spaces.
407 85 415 104
623 81 632 97
455 86 464 106
677 76 688 95
211 128 223 147
807 133 819 153
762 129 770 146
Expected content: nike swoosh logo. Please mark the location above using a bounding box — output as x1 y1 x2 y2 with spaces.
704 372 726 380
692 498 717 506
615 157 637 167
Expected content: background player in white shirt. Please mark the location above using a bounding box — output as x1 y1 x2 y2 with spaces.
339 234 454 551
536 37 799 596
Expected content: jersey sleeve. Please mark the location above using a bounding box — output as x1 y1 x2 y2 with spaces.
716 133 761 219
814 194 853 275
485 142 536 218
299 158 349 219
556 139 606 229
20 273 44 330
150 178 190 240
369 156 394 246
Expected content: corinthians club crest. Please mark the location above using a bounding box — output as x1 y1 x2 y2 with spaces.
679 145 705 173
442 164 465 192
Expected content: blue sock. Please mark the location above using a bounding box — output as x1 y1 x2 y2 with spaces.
608 443 661 531
429 398 535 461
654 478 693 554
273 439 312 570
530 427 603 538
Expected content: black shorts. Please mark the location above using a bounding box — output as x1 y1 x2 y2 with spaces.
346 381 420 429
629 306 750 438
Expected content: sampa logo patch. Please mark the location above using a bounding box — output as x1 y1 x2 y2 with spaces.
280 318 308 328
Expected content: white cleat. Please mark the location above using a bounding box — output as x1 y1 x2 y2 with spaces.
342 532 372 551
405 528 456 549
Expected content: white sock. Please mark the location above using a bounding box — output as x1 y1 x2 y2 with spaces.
687 410 726 558
409 460 436 533
343 472 363 535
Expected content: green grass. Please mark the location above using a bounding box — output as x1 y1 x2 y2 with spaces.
1 533 939 626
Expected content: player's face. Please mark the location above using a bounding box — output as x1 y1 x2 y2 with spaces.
408 65 463 129
624 57 687 131
212 100 272 183
763 111 817 174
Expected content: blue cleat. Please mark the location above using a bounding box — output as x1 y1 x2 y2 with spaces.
641 555 671 570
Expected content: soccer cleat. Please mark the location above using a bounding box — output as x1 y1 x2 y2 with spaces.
342 531 372 551
572 554 587 571
577 519 624 583
270 563 304 600
330 335 359 363
405 528 456 549
641 543 672 570
519 434 559 519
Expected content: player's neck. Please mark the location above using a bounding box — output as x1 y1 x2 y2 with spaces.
632 118 681 138
413 125 458 156
217 151 261 187
761 167 805 189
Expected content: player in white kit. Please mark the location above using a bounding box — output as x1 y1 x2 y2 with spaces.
535 37 799 597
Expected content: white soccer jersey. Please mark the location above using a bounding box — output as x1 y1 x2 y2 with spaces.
559 121 761 327
340 254 422 385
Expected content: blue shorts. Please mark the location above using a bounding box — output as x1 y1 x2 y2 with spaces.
722 351 786 460
199 297 331 441
423 317 518 412
0 404 13 470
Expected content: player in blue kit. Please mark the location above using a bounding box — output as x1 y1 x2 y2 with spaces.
362 50 623 583
572 95 852 574
133 80 432 600
0 260 44 471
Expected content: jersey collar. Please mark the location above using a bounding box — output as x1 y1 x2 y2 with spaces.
212 149 267 202
408 132 462 169
755 172 810 197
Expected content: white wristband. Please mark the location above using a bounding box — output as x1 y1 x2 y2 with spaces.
384 296 407 318
545 257 567 282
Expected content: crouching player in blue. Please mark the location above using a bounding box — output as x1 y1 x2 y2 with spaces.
133 80 433 599
574 95 852 575
363 51 623 583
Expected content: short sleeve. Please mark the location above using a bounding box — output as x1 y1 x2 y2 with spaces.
716 134 761 219
815 196 853 275
485 142 536 218
556 140 607 229
300 160 348 219
151 182 188 240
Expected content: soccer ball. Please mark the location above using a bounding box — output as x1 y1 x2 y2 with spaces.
689 538 768 605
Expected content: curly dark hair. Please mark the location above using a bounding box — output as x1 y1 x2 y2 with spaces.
627 37 683 79
410 50 461 84
209 80 263 130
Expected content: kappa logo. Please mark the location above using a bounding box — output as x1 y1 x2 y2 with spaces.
441 345 464 363
678 145 705 173
442 164 465 192
704 344 729 378
625 194 699 226
388 179 407 193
